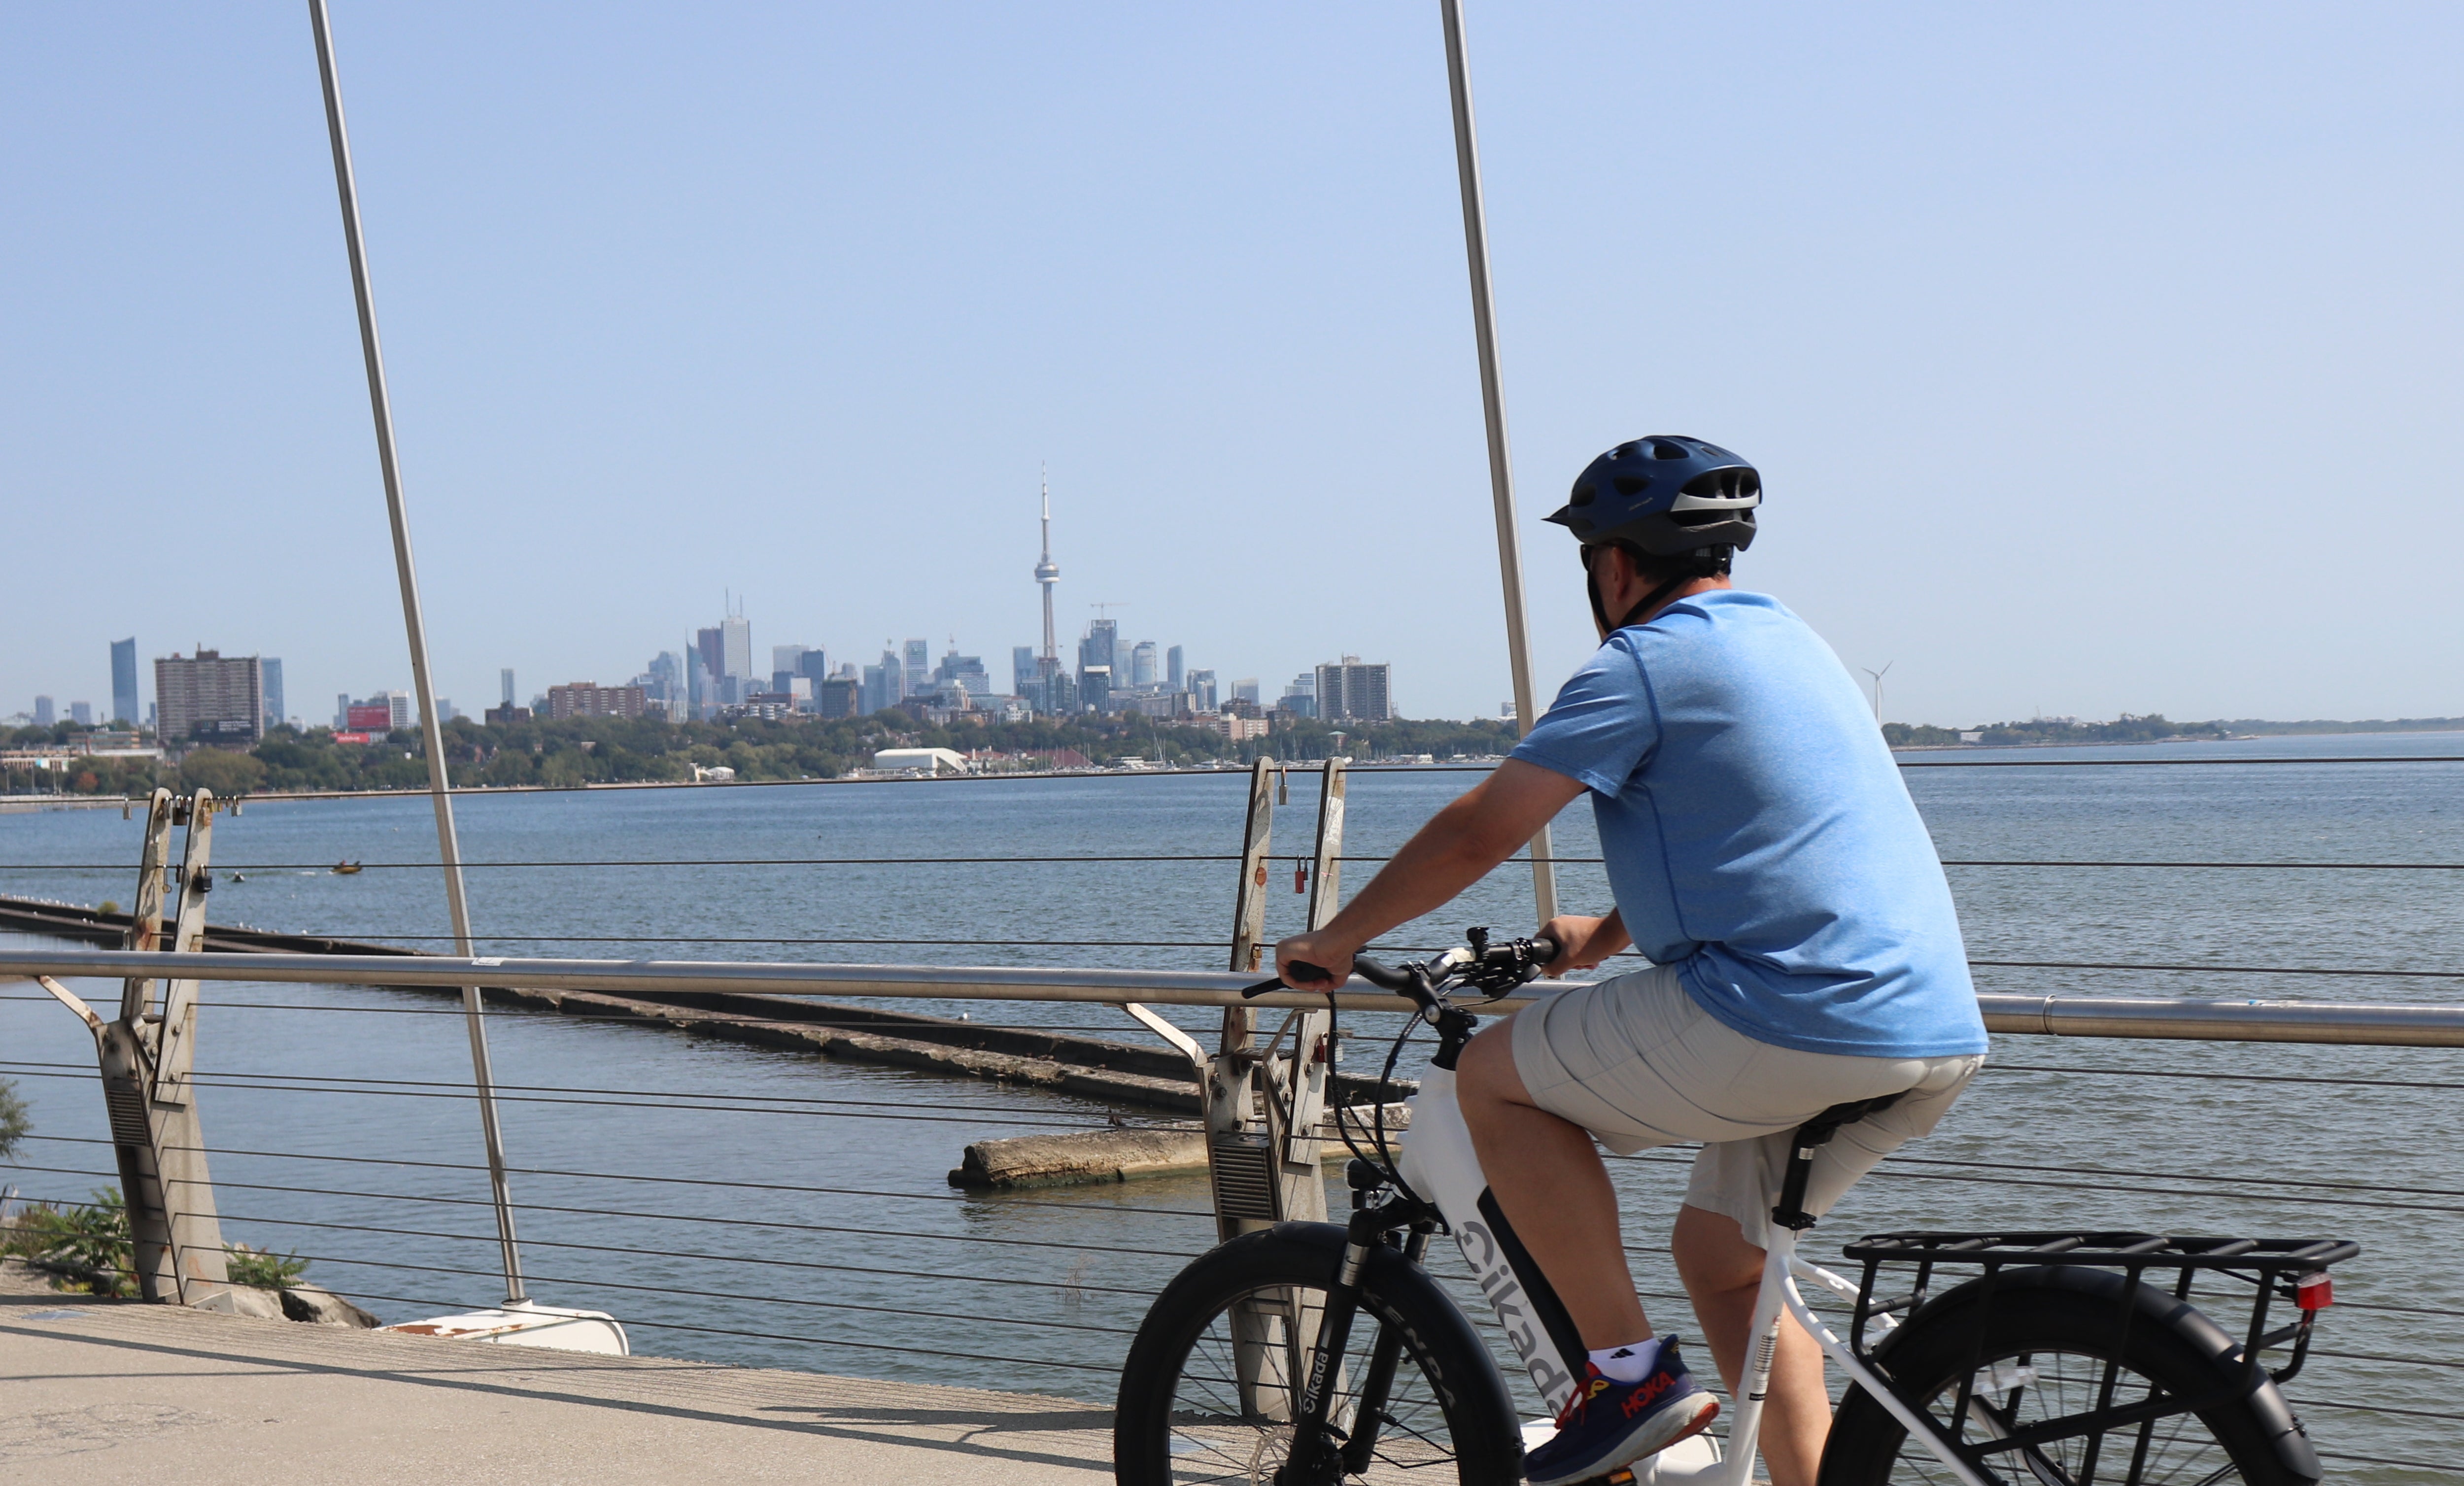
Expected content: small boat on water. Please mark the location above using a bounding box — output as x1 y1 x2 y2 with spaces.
331 861 362 876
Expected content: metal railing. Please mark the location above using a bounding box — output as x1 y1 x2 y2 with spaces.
8 946 2464 1046
3 984 2458 1478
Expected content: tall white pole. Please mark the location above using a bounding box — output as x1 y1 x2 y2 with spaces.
1440 0 1557 922
307 0 526 1304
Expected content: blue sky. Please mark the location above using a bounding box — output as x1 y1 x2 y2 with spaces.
4 3 2459 727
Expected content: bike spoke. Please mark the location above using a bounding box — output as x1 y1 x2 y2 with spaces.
1892 1349 2254 1486
1161 1284 1460 1485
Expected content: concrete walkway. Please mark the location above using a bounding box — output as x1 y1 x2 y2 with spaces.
0 1269 1113 1485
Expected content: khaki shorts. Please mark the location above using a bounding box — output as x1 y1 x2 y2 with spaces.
1510 964 1983 1249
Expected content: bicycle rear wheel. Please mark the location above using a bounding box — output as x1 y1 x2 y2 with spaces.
1820 1268 2317 1486
1115 1224 1521 1486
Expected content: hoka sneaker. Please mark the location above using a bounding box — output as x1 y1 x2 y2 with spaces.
1522 1337 1719 1486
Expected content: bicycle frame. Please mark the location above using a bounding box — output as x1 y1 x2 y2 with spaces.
1394 1063 1991 1486
1250 946 2343 1486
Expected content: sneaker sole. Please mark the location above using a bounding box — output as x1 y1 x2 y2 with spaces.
1525 1393 1721 1486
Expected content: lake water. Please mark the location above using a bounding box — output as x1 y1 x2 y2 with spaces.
3 733 2460 1479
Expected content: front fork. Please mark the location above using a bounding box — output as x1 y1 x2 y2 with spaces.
1277 1203 1428 1486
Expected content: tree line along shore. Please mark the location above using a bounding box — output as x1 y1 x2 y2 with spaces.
7 710 2457 800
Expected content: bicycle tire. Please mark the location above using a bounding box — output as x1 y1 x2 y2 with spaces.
1819 1266 2318 1486
1115 1222 1523 1486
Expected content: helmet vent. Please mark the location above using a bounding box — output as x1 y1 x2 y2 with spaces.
1649 439 1692 461
1680 469 1761 502
1569 483 1596 507
1611 474 1652 497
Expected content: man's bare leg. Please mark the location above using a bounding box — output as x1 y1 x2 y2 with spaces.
1453 1020 1650 1346
1673 1204 1830 1486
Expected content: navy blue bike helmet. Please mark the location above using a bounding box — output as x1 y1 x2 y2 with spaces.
1548 436 1761 631
1546 436 1760 558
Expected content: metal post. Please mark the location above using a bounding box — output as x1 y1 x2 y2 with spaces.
98 791 230 1304
307 0 524 1305
1270 758 1347 1223
1439 0 1558 923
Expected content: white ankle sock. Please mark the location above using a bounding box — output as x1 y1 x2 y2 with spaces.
1588 1340 1655 1383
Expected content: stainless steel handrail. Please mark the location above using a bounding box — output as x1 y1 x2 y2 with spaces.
6 947 2463 1047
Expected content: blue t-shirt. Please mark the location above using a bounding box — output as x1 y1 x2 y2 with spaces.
1511 589 1986 1059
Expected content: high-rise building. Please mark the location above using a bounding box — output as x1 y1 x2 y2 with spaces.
643 652 681 708
1281 673 1318 719
1232 677 1260 705
261 658 285 733
155 651 265 744
771 644 808 687
1167 645 1185 691
721 616 753 681
335 692 351 729
1315 657 1393 722
1079 665 1111 716
33 696 54 727
794 647 829 693
1129 641 1158 689
902 639 929 699
818 675 862 719
1080 618 1117 674
861 648 905 715
501 668 516 706
685 645 711 718
69 701 93 727
931 648 992 705
110 639 138 726
694 625 724 692
1187 670 1218 711
1012 645 1038 700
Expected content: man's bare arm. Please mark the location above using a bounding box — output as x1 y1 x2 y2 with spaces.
1272 759 1587 985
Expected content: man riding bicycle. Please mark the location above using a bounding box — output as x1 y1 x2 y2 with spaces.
1273 437 1988 1486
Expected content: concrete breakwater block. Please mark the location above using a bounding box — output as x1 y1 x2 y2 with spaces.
952 1105 1413 1190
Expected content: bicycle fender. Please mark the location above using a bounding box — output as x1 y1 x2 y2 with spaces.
1879 1265 2320 1480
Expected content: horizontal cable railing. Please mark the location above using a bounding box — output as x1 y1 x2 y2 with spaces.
10 852 2464 870
9 946 2464 1042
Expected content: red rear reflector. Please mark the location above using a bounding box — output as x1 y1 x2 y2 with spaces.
2294 1273 2333 1311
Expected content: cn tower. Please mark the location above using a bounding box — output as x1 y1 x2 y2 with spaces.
1034 467 1061 679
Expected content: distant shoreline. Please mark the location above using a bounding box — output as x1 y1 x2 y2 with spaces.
1890 726 2464 755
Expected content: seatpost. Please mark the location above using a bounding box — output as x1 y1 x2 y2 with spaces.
1720 1128 1830 1486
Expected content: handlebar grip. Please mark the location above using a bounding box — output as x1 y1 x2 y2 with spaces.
1241 960 1336 999
1531 936 1561 966
1242 958 1416 997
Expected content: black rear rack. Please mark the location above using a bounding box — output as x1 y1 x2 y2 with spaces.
1837 1229 2357 1388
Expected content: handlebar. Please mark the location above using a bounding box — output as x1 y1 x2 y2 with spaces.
1239 932 1560 1001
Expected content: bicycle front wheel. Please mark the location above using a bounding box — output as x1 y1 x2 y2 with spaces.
1115 1223 1522 1486
1820 1267 2318 1486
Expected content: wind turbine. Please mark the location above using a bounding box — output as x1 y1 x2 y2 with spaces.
1862 662 1894 724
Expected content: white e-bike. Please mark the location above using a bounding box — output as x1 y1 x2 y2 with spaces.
1114 933 2353 1486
